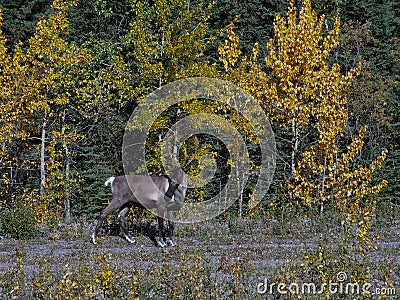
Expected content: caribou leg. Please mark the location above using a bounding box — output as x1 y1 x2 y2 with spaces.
92 200 121 244
157 216 167 248
167 210 177 246
118 205 135 244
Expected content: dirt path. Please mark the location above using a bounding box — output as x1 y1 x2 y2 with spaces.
1 221 399 299
1 236 399 272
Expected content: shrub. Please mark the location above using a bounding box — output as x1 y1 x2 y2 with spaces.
0 205 37 239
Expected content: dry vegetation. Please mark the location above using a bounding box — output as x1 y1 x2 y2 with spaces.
1 202 399 299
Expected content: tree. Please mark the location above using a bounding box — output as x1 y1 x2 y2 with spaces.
68 0 134 44
209 0 287 59
1 0 52 49
120 0 221 174
220 0 387 209
217 0 392 292
218 4 390 283
123 0 218 97
0 0 90 223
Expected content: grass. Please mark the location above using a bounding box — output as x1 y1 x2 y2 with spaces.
0 202 399 299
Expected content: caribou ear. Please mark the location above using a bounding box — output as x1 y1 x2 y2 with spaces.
182 135 199 172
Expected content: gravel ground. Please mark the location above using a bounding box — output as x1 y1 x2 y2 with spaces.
0 218 399 299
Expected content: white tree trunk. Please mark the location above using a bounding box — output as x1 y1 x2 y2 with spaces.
291 117 298 177
64 158 71 223
40 121 46 196
62 110 71 223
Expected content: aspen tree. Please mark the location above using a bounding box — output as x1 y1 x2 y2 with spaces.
0 0 90 223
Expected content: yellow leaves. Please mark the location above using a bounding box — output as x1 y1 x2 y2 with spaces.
250 42 260 63
261 1 389 215
322 17 341 55
129 0 218 92
52 0 78 10
218 23 241 72
270 0 327 70
219 2 388 225
0 0 91 221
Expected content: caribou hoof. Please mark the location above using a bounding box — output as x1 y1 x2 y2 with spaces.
158 240 167 248
125 235 136 244
168 238 177 247
92 233 97 245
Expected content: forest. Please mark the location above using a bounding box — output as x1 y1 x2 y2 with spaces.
0 0 399 298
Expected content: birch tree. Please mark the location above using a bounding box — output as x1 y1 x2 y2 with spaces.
0 0 90 223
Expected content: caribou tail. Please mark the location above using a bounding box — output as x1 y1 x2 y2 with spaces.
105 177 115 186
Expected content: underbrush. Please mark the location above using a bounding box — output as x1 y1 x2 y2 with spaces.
0 205 36 240
0 203 399 299
0 245 251 299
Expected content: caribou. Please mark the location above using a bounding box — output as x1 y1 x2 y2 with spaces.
92 140 197 247
91 168 187 247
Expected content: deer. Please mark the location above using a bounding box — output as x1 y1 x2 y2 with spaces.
92 138 198 248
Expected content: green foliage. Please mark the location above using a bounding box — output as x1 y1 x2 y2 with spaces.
0 0 397 225
68 0 133 43
74 144 115 218
0 204 36 239
210 0 287 58
0 0 92 223
123 0 219 95
1 0 52 49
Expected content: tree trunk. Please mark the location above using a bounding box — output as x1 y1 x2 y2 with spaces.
291 117 299 177
64 158 71 223
62 110 71 223
40 121 46 196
